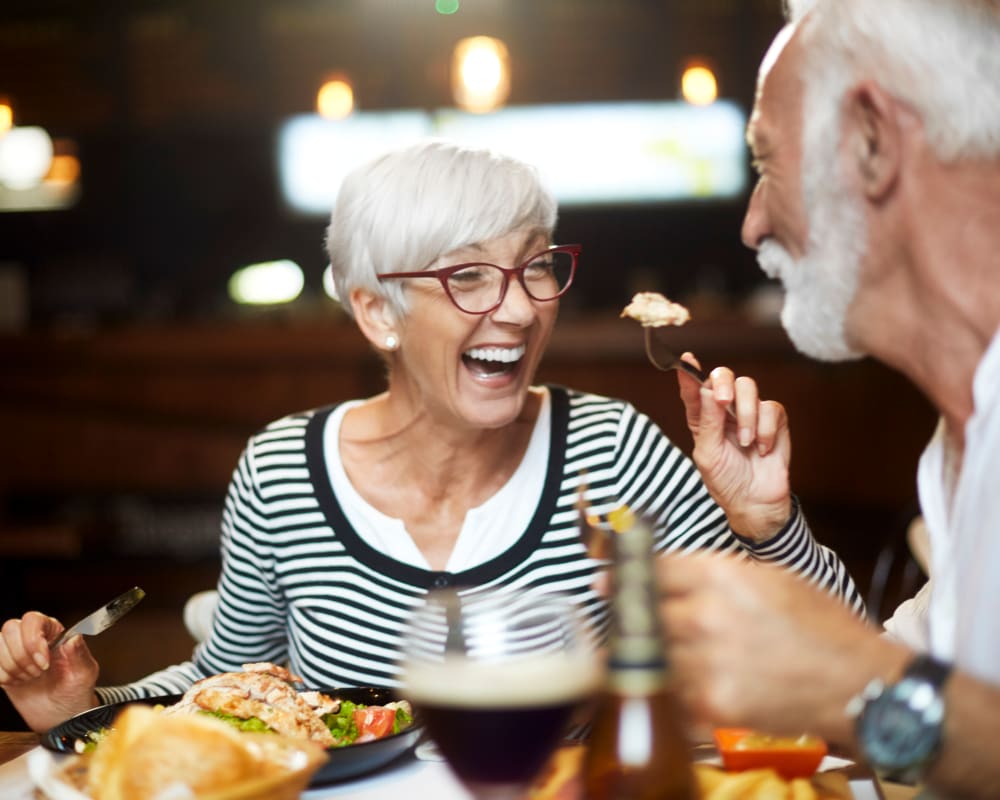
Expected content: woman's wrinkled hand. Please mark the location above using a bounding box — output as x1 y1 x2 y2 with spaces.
0 611 100 731
676 352 792 541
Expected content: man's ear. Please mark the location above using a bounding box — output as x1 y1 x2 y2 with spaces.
351 288 399 352
843 80 902 200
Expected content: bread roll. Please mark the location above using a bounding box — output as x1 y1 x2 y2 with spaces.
85 704 324 800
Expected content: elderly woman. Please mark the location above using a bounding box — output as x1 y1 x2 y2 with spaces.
0 140 862 731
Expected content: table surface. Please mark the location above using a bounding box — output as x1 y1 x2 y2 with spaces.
0 729 921 800
0 732 38 764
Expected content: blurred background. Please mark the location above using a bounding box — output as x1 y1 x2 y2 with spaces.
0 0 934 726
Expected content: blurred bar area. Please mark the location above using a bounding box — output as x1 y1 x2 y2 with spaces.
0 0 935 724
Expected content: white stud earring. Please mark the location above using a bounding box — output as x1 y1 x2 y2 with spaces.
385 334 398 350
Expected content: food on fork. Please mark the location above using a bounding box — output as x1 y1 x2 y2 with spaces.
620 291 691 327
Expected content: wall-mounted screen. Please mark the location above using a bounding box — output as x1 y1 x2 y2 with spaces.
278 101 747 215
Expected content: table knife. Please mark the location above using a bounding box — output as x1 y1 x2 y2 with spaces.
51 586 146 648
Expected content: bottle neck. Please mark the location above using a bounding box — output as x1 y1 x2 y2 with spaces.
606 522 671 694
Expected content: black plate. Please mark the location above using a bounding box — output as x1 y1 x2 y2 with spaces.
42 686 423 786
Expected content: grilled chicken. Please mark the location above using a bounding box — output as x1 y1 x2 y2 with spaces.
166 662 336 747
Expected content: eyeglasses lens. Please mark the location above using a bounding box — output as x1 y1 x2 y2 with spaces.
445 251 574 313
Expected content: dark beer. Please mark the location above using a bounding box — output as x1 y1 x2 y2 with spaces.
416 701 575 784
406 652 600 797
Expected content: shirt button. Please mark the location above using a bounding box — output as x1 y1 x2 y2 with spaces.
432 575 450 588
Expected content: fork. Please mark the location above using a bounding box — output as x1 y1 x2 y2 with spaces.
643 327 736 419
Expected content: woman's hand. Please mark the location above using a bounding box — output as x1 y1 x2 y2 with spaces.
0 611 100 731
677 352 792 541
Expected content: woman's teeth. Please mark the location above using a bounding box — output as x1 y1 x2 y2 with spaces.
464 345 526 363
462 344 526 377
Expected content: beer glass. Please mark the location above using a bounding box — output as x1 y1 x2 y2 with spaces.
400 586 600 800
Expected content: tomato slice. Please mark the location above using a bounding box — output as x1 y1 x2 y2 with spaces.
352 706 397 741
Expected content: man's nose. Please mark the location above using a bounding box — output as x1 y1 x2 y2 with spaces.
741 181 768 251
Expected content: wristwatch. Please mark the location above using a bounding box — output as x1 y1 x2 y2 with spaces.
848 654 952 784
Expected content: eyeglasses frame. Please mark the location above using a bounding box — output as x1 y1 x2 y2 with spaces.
376 243 582 315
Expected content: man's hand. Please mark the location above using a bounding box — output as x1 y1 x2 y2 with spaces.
657 553 910 745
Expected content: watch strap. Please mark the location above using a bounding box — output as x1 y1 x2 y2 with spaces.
904 653 952 688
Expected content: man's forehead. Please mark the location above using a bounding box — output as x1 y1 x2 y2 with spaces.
760 23 796 79
748 24 802 147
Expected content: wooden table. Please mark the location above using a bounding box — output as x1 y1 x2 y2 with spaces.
881 784 920 800
0 731 39 765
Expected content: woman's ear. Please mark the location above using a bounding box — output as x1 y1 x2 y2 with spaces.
351 289 400 352
843 79 902 201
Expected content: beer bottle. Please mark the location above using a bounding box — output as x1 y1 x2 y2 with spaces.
581 511 697 800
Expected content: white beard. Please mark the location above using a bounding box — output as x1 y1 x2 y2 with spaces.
756 153 867 362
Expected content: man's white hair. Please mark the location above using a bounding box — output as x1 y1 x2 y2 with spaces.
787 0 1000 162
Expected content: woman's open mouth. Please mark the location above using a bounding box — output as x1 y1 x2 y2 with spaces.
461 344 526 379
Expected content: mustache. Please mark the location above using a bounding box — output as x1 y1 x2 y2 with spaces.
755 240 792 282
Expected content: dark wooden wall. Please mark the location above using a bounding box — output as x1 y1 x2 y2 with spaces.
0 315 936 599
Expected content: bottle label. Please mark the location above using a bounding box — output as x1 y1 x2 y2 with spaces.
608 666 669 695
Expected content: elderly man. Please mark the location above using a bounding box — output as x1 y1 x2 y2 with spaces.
663 0 1000 796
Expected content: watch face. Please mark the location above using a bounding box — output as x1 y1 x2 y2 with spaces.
861 677 945 771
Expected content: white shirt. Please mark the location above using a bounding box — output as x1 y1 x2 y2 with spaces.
323 389 551 572
886 326 1000 683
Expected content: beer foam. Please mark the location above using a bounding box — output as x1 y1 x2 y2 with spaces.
402 653 603 708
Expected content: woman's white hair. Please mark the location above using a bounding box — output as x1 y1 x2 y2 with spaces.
787 0 1000 162
325 138 558 320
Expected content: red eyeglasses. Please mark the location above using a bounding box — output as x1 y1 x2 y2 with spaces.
376 244 581 315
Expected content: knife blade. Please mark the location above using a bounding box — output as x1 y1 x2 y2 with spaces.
51 586 146 649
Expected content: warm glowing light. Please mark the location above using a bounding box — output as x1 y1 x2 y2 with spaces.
228 260 304 305
322 263 339 301
45 153 81 186
0 126 54 190
681 64 718 106
317 78 354 120
452 36 510 113
0 103 12 134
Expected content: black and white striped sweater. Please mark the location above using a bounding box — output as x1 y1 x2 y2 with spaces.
97 385 863 702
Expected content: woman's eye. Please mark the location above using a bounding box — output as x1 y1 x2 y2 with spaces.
450 266 487 284
523 259 553 278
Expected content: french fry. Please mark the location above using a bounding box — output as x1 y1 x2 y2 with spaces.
692 764 728 796
693 764 851 800
811 772 852 800
753 773 795 800
789 777 818 800
705 768 775 800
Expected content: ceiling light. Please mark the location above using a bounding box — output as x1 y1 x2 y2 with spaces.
681 63 718 106
451 36 510 113
228 260 304 305
0 126 54 190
